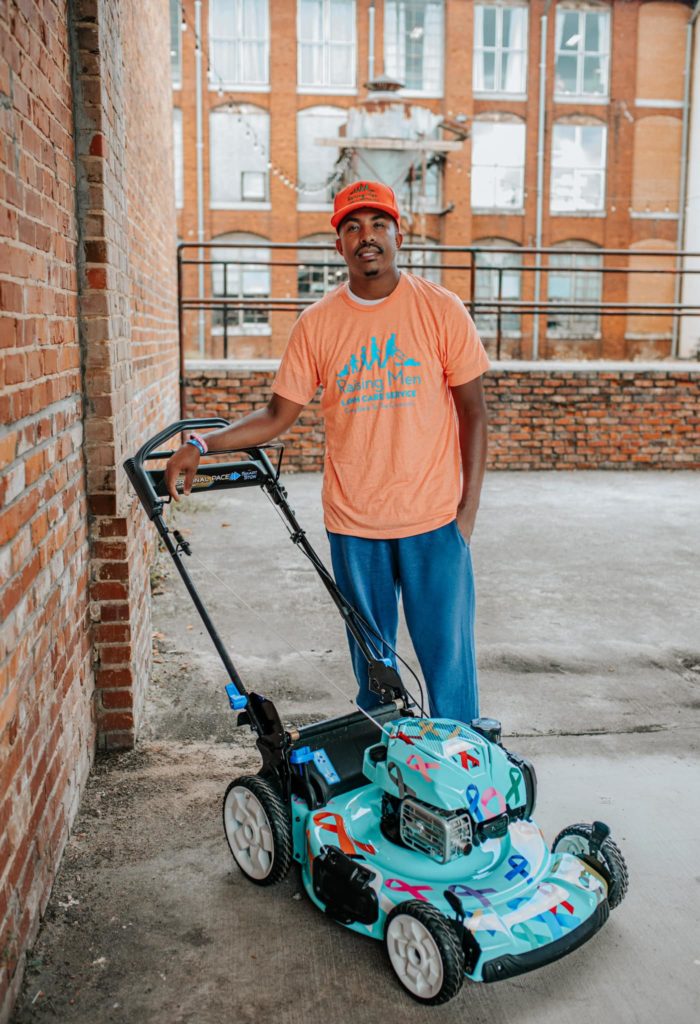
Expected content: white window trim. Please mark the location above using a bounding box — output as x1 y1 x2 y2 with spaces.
383 0 445 98
635 99 684 109
297 0 357 92
554 96 610 107
297 202 335 212
210 202 272 212
211 324 273 337
472 208 525 217
209 0 270 90
473 2 529 97
550 211 607 219
554 5 610 102
473 91 527 102
629 211 679 221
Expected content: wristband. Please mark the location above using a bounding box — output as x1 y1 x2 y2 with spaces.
186 433 208 456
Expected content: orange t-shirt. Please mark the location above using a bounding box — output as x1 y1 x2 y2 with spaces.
273 272 490 538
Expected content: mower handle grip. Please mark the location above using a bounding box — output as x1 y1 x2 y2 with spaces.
124 418 231 520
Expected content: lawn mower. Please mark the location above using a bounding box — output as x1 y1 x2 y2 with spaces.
124 418 628 1006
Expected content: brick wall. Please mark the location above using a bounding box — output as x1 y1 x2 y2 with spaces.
0 1 179 1019
184 361 700 472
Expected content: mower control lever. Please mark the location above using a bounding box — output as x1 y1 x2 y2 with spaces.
588 820 611 860
368 659 406 704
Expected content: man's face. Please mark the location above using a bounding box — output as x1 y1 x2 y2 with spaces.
335 207 403 278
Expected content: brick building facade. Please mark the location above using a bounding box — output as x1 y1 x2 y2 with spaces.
173 0 693 361
0 1 179 1018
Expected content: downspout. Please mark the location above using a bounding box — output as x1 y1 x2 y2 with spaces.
195 0 206 355
674 0 700 358
368 1 375 81
532 2 551 360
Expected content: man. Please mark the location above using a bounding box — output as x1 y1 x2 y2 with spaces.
165 180 489 723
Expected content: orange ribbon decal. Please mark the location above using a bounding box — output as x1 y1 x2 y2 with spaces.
312 811 376 856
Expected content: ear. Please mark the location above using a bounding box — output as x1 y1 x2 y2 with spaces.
335 236 344 257
395 229 404 251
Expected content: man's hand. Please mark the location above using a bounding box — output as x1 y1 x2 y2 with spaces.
456 504 475 543
165 443 200 501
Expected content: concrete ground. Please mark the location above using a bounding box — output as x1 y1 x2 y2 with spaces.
11 471 700 1024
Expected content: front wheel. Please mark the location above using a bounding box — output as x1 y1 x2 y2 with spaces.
384 901 465 1005
222 775 292 886
552 822 629 909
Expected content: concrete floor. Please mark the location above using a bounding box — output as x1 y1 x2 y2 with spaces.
10 471 700 1024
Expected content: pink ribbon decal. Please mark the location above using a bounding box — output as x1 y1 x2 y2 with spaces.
481 786 507 815
385 878 433 902
406 753 440 781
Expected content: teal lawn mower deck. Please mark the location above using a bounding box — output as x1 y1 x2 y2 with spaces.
126 420 628 1006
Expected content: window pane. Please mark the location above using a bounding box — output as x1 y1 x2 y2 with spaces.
329 0 354 41
555 54 578 95
551 168 575 210
501 50 523 93
496 166 523 208
329 44 353 86
385 0 443 92
584 12 601 52
298 107 348 203
210 109 269 204
300 0 323 39
559 11 580 50
578 170 604 209
502 7 526 49
170 0 181 83
583 55 605 95
481 50 496 91
481 7 497 47
580 126 605 167
211 0 236 36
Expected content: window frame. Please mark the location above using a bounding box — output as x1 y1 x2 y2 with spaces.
297 0 357 94
470 119 527 213
296 105 349 210
383 0 445 98
173 107 184 209
208 0 270 91
209 105 271 210
546 244 603 339
550 121 607 214
297 234 347 300
210 233 272 337
554 4 611 102
472 240 523 337
473 3 529 99
170 0 182 89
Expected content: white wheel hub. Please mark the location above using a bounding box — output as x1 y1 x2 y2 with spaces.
224 786 274 880
386 914 444 999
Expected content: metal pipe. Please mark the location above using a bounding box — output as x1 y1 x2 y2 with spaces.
195 0 206 356
675 0 700 357
368 1 375 81
533 4 550 360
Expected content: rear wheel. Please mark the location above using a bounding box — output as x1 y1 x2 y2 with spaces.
384 901 465 1005
552 822 629 909
222 775 292 886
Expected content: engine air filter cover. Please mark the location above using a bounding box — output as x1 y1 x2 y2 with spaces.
399 797 473 864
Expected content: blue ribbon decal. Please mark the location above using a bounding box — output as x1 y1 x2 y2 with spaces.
505 853 533 883
466 784 484 821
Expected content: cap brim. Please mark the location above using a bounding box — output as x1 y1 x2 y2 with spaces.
332 202 400 231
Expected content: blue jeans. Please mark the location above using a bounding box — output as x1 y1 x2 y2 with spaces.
327 521 479 723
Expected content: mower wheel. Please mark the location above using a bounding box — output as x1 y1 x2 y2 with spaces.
552 822 629 909
384 900 465 1005
223 775 292 886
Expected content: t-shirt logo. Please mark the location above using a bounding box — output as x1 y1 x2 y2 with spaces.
335 332 422 410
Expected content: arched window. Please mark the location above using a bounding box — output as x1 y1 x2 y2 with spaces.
551 119 607 212
473 238 522 334
471 116 526 210
210 105 270 206
297 106 348 207
210 232 271 333
398 239 442 284
547 240 602 338
297 233 346 299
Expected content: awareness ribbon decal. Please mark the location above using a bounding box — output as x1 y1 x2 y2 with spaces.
511 921 549 947
395 730 415 746
505 853 533 883
312 811 376 856
505 767 522 805
480 787 507 816
458 749 480 770
466 784 484 821
406 753 440 780
385 878 433 902
448 883 497 909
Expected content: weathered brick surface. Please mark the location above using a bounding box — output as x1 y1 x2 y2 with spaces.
0 1 178 1019
184 361 700 472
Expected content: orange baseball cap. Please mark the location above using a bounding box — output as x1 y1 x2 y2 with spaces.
331 180 401 231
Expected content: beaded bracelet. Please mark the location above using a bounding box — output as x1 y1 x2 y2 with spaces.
186 432 208 456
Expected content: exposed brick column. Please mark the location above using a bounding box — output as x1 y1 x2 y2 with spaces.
69 0 179 749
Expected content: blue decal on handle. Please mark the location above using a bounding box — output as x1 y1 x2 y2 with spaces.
312 748 341 785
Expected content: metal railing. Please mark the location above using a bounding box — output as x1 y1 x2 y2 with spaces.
177 241 700 365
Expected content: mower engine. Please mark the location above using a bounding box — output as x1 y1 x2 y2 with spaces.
364 716 533 864
399 797 473 863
